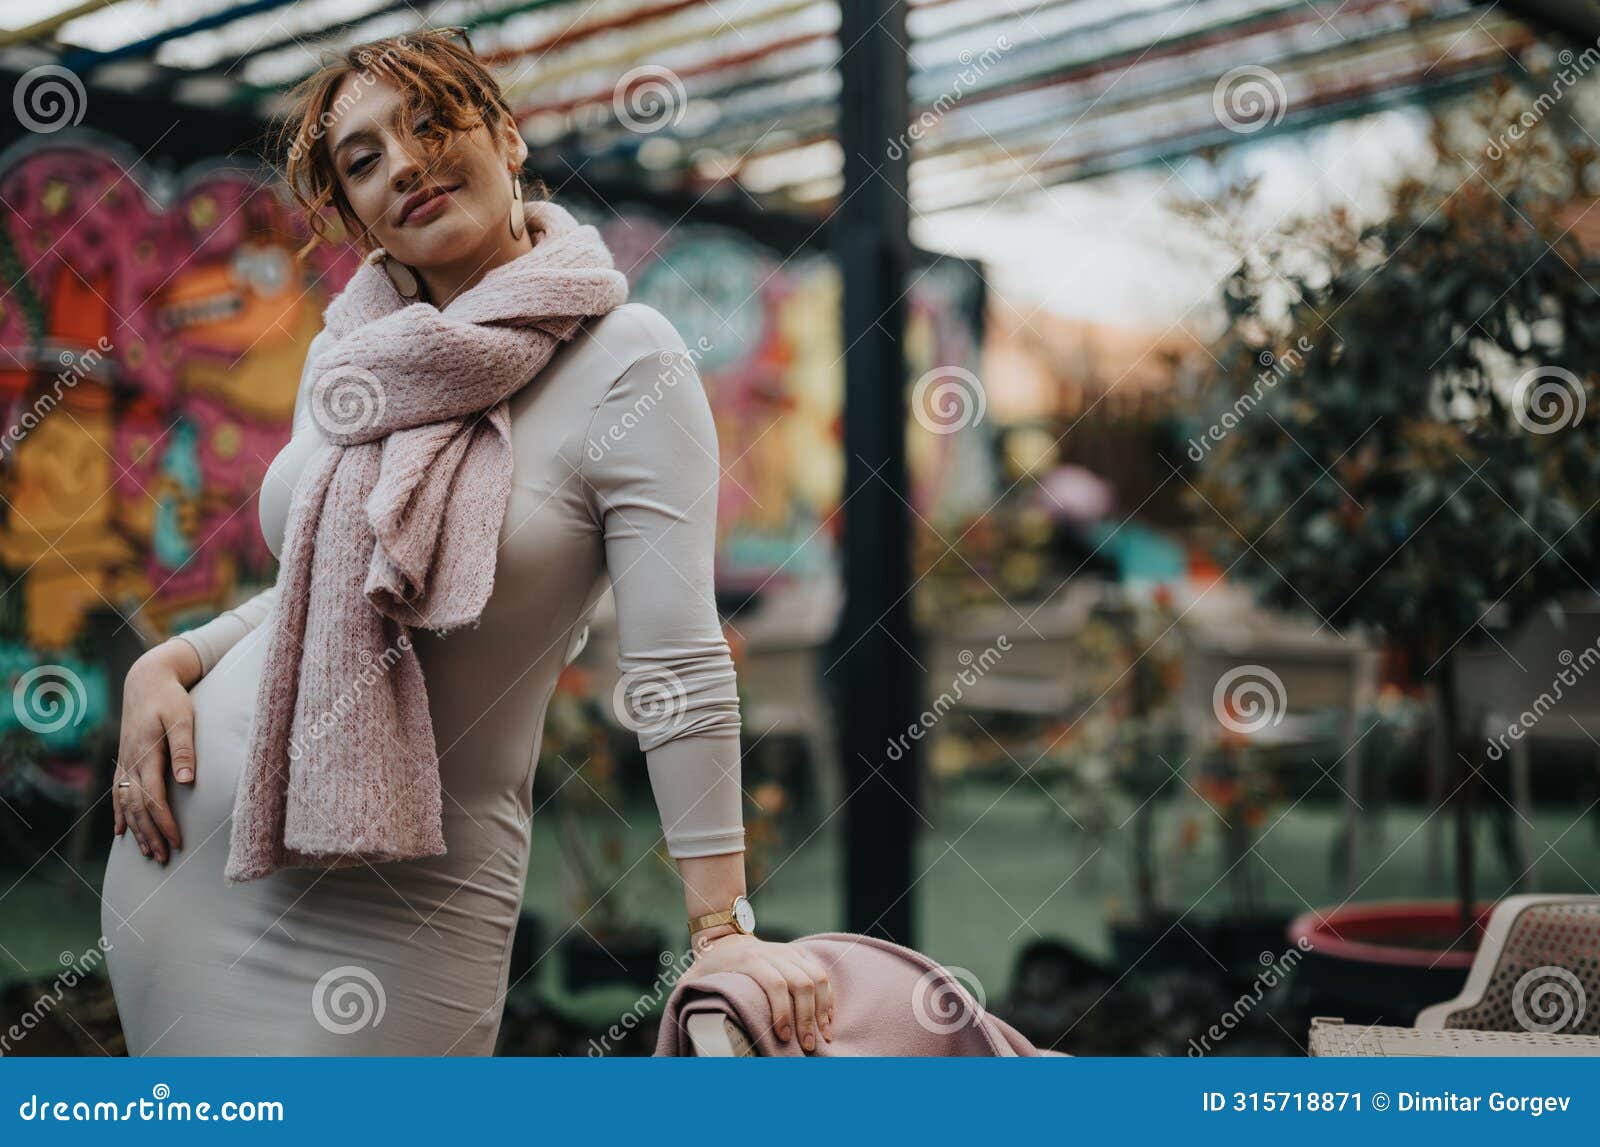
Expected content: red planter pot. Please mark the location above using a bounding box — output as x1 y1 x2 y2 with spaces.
1285 901 1489 1025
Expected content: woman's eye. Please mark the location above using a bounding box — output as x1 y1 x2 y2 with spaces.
348 155 374 177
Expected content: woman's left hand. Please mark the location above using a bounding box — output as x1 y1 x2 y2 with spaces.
686 932 834 1051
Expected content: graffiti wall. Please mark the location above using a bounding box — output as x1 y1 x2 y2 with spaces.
0 139 359 789
0 136 989 814
587 207 991 589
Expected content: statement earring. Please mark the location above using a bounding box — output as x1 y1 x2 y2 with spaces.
509 172 526 240
365 246 420 300
382 254 420 299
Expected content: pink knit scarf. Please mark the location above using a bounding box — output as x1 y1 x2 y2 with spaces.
224 198 629 884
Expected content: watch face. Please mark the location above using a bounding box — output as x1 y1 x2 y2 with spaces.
732 895 755 933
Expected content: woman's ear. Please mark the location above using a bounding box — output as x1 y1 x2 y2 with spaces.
502 118 529 171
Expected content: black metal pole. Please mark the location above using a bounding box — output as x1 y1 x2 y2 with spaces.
828 0 918 944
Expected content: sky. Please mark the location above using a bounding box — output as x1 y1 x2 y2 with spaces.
912 104 1436 333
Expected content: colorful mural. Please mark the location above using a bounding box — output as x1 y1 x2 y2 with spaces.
0 140 360 780
587 206 990 589
0 137 988 817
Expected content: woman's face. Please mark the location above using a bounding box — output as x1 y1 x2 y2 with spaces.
324 71 525 268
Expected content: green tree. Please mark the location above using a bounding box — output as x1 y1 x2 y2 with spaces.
1185 95 1600 930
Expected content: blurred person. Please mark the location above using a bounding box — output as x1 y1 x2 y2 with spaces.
100 27 831 1056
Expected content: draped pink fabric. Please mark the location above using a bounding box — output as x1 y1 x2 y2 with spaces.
656 932 1068 1057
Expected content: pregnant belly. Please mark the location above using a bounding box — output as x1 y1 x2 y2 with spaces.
138 630 264 862
101 625 268 916
175 622 269 846
100 623 530 1055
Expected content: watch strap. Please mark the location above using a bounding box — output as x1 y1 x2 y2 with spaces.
688 907 735 934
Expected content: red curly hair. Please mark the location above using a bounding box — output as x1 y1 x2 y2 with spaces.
273 26 547 259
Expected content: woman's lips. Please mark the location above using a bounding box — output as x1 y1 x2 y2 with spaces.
400 183 458 225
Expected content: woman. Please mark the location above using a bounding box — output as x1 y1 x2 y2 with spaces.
100 27 833 1056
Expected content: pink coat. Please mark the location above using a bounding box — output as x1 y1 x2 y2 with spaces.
654 931 1068 1056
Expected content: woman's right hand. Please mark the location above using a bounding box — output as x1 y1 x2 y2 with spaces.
113 640 203 863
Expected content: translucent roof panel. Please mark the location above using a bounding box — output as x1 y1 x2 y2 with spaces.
0 0 1564 217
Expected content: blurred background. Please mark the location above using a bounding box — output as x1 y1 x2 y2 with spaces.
3 0 1600 1056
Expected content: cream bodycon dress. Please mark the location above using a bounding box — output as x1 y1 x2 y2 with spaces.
100 303 745 1056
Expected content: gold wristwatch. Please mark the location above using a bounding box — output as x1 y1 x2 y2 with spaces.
688 894 756 938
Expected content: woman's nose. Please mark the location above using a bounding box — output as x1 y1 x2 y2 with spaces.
388 137 426 193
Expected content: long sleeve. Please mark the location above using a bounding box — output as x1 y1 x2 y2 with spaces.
171 329 328 677
173 586 279 676
581 329 745 858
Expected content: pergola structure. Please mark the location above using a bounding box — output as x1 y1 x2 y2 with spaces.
1 0 1590 942
3 1 1589 210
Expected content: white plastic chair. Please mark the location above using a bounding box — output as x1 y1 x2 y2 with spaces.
1454 598 1600 890
1415 894 1600 1033
1172 598 1383 891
